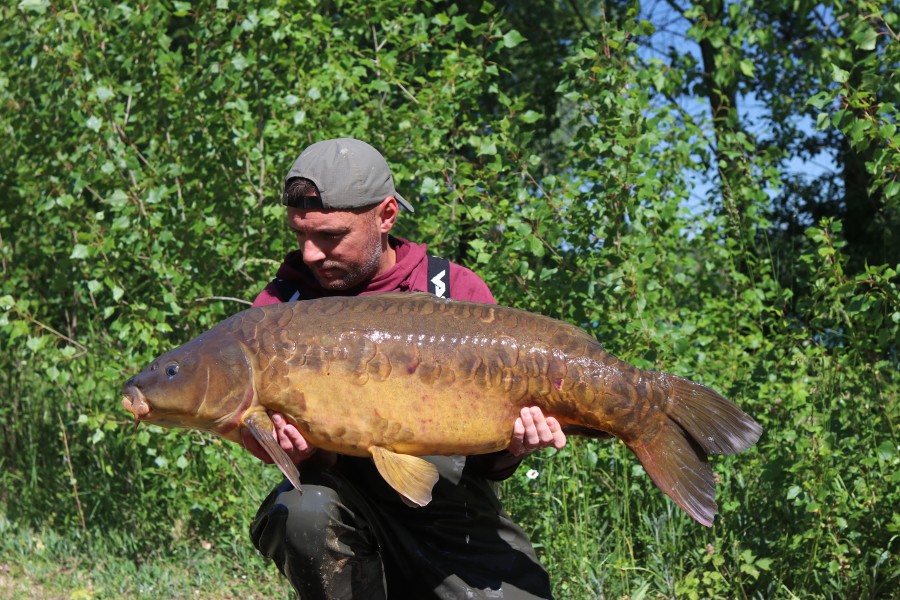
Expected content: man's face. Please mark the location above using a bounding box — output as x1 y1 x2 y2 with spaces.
286 204 387 291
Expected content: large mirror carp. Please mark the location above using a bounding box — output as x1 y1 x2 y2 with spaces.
121 292 762 526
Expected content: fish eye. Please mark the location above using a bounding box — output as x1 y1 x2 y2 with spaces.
165 364 179 378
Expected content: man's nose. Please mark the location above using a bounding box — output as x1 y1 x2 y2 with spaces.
301 240 326 264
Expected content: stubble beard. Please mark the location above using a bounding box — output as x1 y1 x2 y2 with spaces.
317 227 384 291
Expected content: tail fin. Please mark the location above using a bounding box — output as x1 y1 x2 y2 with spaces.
626 374 762 527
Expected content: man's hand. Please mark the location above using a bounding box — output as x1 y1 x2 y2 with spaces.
240 411 317 465
508 406 567 456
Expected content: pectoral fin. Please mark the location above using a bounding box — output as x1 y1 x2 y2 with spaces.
369 446 439 507
243 410 302 492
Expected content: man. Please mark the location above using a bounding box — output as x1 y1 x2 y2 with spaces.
241 138 567 599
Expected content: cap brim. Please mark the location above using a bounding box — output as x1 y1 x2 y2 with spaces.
394 193 414 213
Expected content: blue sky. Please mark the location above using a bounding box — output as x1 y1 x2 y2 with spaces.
635 0 838 217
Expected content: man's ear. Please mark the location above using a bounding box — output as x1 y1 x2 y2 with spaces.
376 196 399 233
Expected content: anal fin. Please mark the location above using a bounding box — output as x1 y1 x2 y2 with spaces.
369 446 439 507
243 409 302 492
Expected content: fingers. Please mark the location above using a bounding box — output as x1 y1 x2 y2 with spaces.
271 412 300 452
509 415 527 456
509 407 568 456
271 412 314 464
241 411 315 465
521 406 542 448
545 416 567 450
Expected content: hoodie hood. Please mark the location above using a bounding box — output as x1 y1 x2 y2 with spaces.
272 236 428 300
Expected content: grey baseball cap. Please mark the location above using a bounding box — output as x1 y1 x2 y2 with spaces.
283 138 413 212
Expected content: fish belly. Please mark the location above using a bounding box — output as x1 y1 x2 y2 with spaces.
273 375 518 457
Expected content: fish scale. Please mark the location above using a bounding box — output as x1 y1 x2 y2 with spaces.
121 292 762 524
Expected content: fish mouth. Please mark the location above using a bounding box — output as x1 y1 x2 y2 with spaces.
122 384 151 430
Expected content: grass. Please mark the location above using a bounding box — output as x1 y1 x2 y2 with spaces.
503 439 781 599
0 524 294 600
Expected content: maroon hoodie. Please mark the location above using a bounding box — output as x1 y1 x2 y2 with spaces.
253 236 524 481
253 236 495 305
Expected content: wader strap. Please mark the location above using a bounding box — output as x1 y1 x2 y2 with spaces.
272 278 302 302
427 255 451 298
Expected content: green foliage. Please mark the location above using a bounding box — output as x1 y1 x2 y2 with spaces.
1 1 898 598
